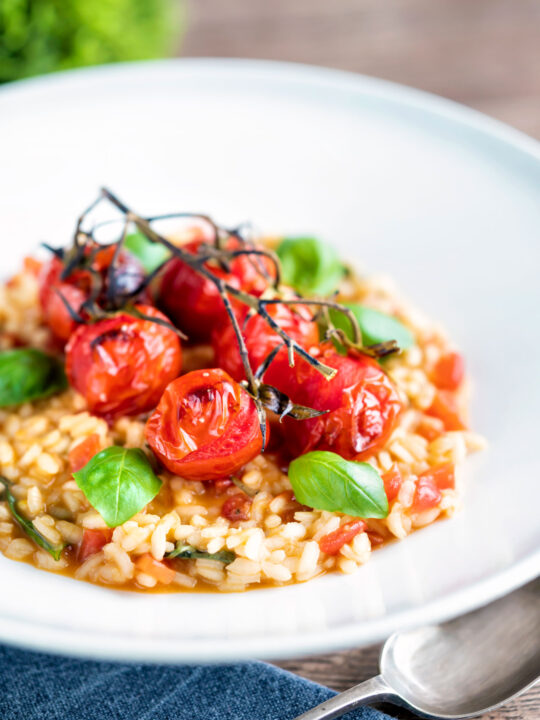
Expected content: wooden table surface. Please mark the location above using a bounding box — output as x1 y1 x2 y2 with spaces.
182 2 539 717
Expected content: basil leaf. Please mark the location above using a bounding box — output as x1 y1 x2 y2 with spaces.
166 543 235 564
0 477 66 560
0 348 67 407
329 304 414 352
277 237 344 296
74 446 162 528
288 451 388 518
124 231 170 273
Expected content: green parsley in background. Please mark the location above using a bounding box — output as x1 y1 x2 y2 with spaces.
0 0 183 83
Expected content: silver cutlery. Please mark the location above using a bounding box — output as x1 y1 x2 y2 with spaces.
293 579 539 719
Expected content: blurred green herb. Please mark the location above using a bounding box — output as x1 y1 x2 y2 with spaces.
277 237 344 297
0 0 182 83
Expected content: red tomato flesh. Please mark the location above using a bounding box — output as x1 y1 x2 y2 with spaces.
319 520 366 555
68 434 102 473
427 390 467 431
145 368 264 481
432 351 465 391
212 301 319 382
419 463 455 490
412 478 442 512
221 493 252 521
159 237 277 341
66 304 182 419
135 553 176 584
265 344 402 460
382 463 402 503
77 528 112 562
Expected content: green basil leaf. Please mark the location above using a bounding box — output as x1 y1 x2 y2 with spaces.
0 477 66 560
329 304 414 352
288 451 388 518
277 236 344 296
166 543 235 564
74 446 162 528
0 348 67 407
125 231 170 273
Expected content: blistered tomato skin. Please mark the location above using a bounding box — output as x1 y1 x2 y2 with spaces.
66 304 182 419
265 344 402 460
145 368 264 481
158 238 276 342
212 301 319 381
39 249 147 343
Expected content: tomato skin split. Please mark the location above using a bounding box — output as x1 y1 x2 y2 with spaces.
66 304 182 419
319 520 367 555
145 368 265 482
265 343 402 461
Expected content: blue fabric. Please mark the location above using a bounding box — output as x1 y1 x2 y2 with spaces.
0 643 393 720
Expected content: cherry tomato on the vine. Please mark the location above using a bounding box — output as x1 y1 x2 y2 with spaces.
158 237 277 341
145 368 265 481
66 304 182 419
39 247 147 343
265 343 402 460
212 301 319 381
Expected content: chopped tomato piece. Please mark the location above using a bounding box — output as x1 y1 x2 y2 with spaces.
77 528 112 562
367 531 385 547
412 478 442 512
382 464 402 503
221 493 252 521
318 519 366 555
416 416 444 442
135 554 176 584
68 434 102 473
419 463 455 490
432 352 465 391
427 390 467 432
214 478 234 494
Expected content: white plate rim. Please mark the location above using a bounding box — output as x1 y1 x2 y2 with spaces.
0 58 539 662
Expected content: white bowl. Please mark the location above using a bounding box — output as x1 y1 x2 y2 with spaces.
0 59 539 662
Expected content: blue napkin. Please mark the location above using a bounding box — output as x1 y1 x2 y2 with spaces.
0 643 394 720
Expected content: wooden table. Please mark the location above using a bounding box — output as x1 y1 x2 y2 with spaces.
181 2 540 717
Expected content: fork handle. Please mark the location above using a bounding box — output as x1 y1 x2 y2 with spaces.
292 674 396 720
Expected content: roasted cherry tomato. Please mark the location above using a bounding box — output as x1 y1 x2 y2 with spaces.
212 301 319 381
145 368 264 481
265 343 402 460
66 304 182 419
158 237 277 341
39 247 147 343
